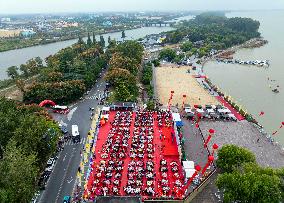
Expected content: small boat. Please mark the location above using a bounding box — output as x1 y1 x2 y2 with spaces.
272 89 279 93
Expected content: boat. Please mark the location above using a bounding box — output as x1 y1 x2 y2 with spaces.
272 89 279 93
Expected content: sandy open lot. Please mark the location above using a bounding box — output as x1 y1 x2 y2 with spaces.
154 65 219 107
0 29 21 38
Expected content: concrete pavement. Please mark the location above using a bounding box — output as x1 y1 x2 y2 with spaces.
38 73 107 203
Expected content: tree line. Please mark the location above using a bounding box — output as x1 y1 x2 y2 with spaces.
0 98 61 202
164 13 261 58
20 33 108 104
105 40 144 102
216 144 284 203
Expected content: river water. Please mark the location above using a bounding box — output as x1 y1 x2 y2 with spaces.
0 26 174 80
204 10 284 145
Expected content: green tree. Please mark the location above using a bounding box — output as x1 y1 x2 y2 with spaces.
217 144 256 173
20 64 29 77
217 165 282 203
109 52 140 75
87 32 92 47
99 35 105 48
152 59 160 67
92 32 96 45
6 66 19 79
0 140 38 203
159 48 177 62
108 36 111 44
78 35 84 45
181 41 193 52
114 41 144 63
121 30 126 40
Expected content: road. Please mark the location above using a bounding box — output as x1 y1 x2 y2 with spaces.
38 72 107 203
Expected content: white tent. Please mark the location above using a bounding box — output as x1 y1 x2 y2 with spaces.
172 113 181 122
196 109 204 113
183 161 194 169
185 168 196 178
102 106 110 112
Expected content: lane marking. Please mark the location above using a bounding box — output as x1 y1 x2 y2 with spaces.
67 107 77 121
63 154 67 162
54 148 76 203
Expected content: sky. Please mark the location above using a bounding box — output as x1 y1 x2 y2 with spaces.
0 0 284 14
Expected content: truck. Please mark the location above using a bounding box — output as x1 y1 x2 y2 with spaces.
72 125 80 143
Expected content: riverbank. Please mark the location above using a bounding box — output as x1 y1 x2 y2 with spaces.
201 37 268 69
0 26 141 53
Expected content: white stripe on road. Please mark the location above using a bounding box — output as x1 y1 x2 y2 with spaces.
67 107 77 121
54 148 76 203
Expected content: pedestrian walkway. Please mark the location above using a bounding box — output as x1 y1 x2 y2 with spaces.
63 138 86 146
215 96 244 121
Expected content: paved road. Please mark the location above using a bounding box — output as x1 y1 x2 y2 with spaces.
38 72 107 203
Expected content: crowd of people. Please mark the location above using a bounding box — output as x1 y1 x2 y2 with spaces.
85 110 185 200
88 111 133 197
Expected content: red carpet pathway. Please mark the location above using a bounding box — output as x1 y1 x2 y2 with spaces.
216 96 245 121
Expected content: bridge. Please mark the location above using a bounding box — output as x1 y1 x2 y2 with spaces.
144 21 175 27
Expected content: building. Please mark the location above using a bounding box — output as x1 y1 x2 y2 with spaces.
1 18 11 22
21 30 36 37
102 21 113 27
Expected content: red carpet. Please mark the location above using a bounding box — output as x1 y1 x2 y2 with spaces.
161 127 179 156
84 111 184 201
216 96 245 121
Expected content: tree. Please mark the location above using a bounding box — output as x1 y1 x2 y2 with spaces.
152 59 160 67
6 66 19 79
15 79 26 93
121 30 126 40
87 32 92 47
99 35 105 48
181 41 193 52
109 52 140 75
20 64 29 77
108 36 111 44
217 144 256 173
78 35 84 45
92 32 96 45
114 41 144 63
0 140 38 203
216 164 282 203
159 48 177 62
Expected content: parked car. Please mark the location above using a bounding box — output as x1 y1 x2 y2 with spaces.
63 196 71 203
60 126 68 134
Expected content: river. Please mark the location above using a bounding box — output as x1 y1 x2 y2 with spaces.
0 26 174 80
204 10 284 145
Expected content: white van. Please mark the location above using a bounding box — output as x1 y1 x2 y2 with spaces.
71 125 80 143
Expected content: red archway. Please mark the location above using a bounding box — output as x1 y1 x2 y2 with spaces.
39 100 56 107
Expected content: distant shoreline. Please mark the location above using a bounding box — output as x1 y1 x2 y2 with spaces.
201 37 268 70
0 26 142 53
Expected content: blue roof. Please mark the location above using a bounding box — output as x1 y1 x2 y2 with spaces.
176 121 183 127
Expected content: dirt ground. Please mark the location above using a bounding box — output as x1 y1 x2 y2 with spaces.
0 29 21 38
154 65 219 107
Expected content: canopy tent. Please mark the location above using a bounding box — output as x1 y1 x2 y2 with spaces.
176 121 183 127
183 161 194 169
207 109 214 113
185 168 196 178
172 113 181 122
102 106 110 112
217 108 231 113
196 108 204 113
185 108 194 114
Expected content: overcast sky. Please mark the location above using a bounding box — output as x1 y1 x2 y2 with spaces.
0 0 284 14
